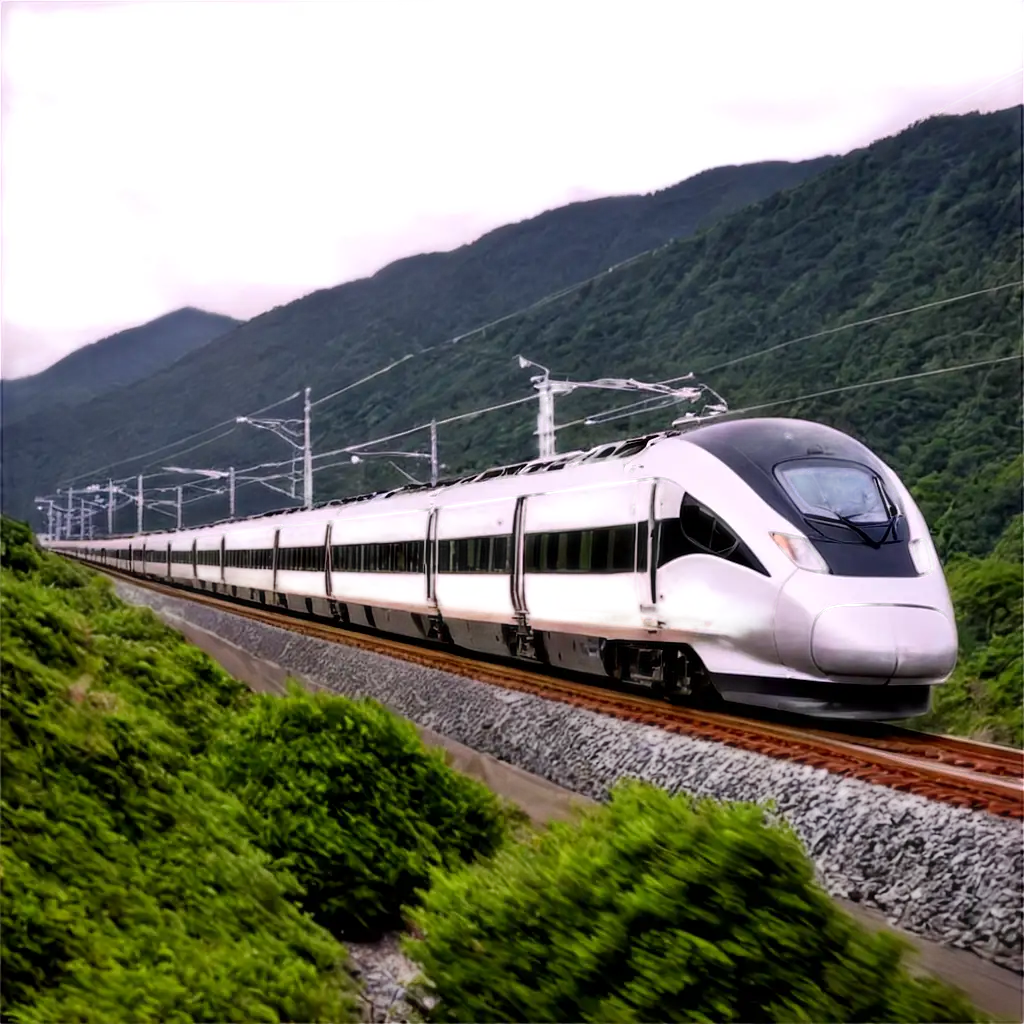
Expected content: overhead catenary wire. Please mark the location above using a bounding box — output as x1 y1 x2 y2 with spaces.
556 353 1023 433
62 390 302 485
312 394 537 462
310 355 417 407
554 281 1023 428
696 281 1022 376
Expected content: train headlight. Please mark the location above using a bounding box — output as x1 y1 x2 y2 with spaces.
770 532 830 573
908 536 934 575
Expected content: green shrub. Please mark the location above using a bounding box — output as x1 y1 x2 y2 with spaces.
405 781 983 1023
213 682 513 940
1 525 358 1022
914 514 1023 746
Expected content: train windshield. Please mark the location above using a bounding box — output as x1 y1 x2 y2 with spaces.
776 459 894 524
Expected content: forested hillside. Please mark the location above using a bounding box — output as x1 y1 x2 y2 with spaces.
1 156 838 520
1 307 239 426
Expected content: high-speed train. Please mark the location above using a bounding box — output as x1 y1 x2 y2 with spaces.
45 418 958 720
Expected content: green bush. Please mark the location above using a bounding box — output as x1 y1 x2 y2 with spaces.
914 514 1023 746
405 781 982 1023
213 682 513 940
1 523 358 1022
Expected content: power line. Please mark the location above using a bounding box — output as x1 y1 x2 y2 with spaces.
557 352 1022 432
62 390 302 485
554 282 1022 429
313 394 537 462
311 355 416 408
697 281 1021 375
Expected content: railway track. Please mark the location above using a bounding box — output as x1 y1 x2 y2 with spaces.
103 567 1024 820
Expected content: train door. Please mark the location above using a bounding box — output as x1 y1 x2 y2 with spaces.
425 508 439 610
274 528 282 593
630 477 688 622
510 495 528 625
635 478 659 631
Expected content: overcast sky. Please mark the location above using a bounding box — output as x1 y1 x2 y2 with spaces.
2 0 1021 380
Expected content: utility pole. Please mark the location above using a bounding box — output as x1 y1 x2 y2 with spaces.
55 510 63 541
108 480 115 536
136 474 144 533
303 386 313 508
176 486 183 530
517 354 729 459
66 487 74 540
78 498 86 540
536 379 558 459
229 467 236 519
517 357 571 459
429 420 439 486
47 501 54 540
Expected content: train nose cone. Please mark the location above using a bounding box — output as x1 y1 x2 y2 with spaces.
811 605 957 679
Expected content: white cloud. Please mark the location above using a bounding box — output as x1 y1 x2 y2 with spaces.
2 0 1021 378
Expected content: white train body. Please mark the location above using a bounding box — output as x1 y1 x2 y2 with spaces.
46 418 958 719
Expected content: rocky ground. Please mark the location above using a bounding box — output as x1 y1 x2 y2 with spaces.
345 934 427 1024
113 581 1024 973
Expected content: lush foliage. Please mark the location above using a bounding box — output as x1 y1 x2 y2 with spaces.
1 518 358 1022
1 518 516 1018
915 514 1023 746
212 682 515 940
406 781 983 1023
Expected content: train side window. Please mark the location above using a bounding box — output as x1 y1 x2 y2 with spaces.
657 496 768 576
680 496 739 557
410 541 424 573
610 525 635 571
491 535 509 572
590 529 610 571
438 540 452 573
525 534 542 572
560 532 580 571
542 533 559 572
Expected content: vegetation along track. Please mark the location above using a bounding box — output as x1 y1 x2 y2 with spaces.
102 567 1023 820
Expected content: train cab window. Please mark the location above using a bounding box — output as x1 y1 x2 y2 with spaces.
775 459 895 524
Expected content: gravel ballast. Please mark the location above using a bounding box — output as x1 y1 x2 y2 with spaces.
114 581 1024 973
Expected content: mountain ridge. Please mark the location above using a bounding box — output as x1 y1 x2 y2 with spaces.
2 307 240 426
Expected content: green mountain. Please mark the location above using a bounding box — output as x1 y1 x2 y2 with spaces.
1 307 240 427
0 157 839 521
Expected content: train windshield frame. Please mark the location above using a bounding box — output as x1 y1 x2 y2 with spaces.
774 458 897 525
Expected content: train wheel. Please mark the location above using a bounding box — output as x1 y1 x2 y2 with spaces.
660 647 719 707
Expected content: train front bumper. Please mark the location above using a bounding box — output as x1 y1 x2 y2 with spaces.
774 569 958 684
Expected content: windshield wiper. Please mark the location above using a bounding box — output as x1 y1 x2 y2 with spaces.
805 505 900 548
